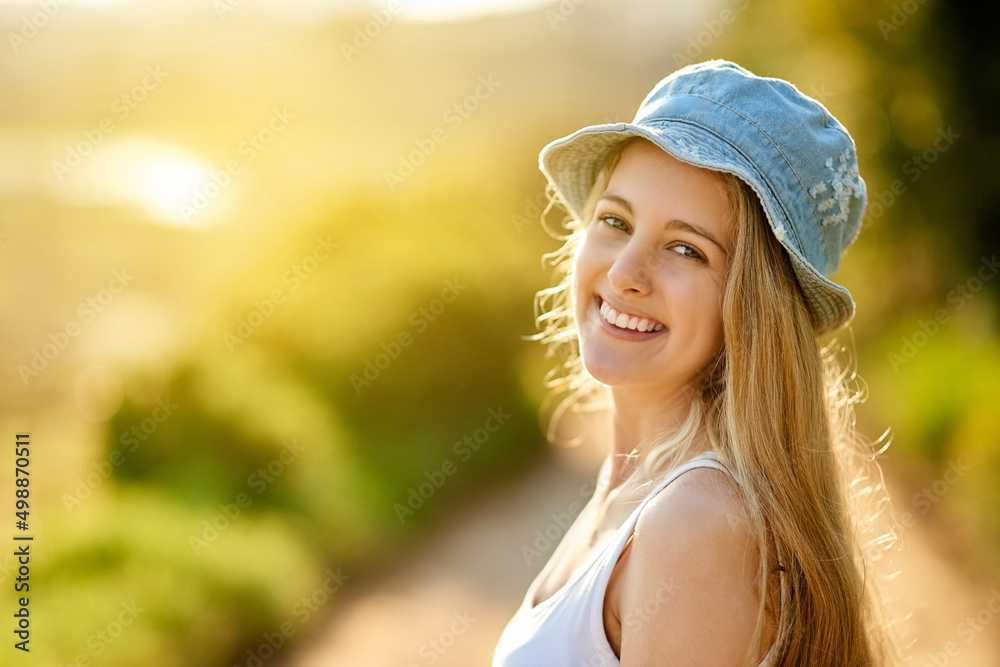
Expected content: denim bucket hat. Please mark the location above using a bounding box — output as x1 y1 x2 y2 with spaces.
539 59 867 335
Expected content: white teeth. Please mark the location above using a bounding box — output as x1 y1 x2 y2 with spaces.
598 299 665 333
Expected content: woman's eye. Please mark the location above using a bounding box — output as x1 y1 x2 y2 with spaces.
670 243 705 261
599 214 629 232
596 214 705 262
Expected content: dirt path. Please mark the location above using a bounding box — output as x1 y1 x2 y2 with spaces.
286 454 1000 667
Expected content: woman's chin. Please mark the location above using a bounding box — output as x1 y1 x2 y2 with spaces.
581 353 700 394
581 357 651 388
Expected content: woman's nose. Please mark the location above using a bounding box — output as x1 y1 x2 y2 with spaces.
607 240 658 295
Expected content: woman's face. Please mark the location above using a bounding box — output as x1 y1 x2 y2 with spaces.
572 139 735 393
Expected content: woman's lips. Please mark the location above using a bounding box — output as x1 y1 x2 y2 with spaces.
593 295 667 341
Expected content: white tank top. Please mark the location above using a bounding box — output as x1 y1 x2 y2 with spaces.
492 450 778 666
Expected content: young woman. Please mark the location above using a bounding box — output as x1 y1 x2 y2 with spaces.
492 60 902 666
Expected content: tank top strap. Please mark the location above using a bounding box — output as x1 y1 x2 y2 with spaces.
613 450 737 546
588 451 743 597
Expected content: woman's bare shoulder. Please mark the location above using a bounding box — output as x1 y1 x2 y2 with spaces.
640 465 751 537
614 466 763 665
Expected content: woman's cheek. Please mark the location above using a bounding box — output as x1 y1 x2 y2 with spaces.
572 237 603 287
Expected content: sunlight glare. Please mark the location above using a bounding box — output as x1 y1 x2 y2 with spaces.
394 0 553 23
139 157 214 224
59 136 223 228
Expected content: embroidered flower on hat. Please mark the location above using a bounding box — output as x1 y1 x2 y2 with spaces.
807 148 863 228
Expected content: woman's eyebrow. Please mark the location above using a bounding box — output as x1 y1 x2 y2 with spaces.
598 192 729 255
599 192 634 215
663 219 729 256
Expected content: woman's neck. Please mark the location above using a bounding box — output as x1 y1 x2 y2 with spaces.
605 384 702 489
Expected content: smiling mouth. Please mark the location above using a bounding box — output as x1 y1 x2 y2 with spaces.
597 296 666 333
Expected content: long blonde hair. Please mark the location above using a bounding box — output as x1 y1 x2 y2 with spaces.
526 136 904 666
